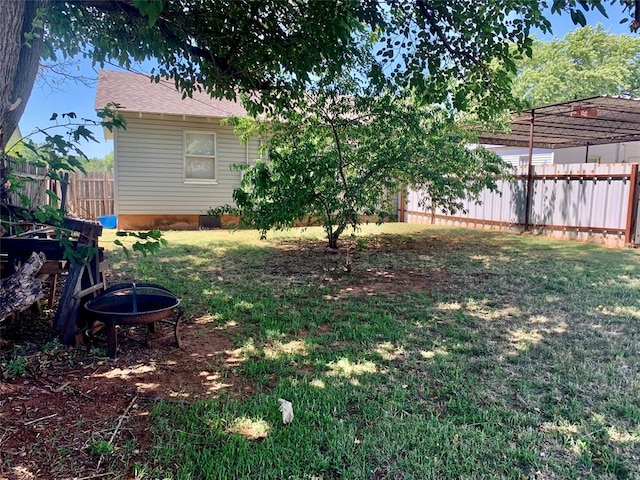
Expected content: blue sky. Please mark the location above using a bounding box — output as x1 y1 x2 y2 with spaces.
18 5 633 159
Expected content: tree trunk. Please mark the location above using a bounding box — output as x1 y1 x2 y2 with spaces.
0 251 46 320
328 233 339 249
327 227 342 249
326 221 348 249
0 0 47 153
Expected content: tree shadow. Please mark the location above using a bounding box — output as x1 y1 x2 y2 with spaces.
1 230 639 478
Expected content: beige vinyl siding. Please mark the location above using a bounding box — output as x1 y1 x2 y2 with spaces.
116 114 256 215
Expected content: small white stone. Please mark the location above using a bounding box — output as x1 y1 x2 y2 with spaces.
278 398 294 424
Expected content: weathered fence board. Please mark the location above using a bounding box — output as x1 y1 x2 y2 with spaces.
3 157 58 210
67 172 114 220
3 157 114 222
404 163 640 248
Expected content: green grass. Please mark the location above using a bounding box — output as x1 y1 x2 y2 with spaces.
102 224 640 479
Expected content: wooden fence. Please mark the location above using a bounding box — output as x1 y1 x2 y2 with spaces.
3 156 53 210
403 163 640 248
2 157 114 221
66 172 114 220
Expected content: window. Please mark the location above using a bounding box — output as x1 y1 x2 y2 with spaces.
184 131 216 183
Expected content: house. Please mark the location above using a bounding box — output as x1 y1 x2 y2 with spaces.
553 141 640 164
483 145 554 167
487 142 640 166
95 69 261 230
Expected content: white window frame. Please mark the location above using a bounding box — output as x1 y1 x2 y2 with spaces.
183 130 217 184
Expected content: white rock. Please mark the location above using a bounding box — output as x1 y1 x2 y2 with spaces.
278 398 294 424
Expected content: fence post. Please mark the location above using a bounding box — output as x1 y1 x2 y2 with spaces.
625 163 639 244
68 174 77 215
524 111 535 231
102 172 109 217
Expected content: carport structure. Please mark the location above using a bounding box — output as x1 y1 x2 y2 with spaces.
476 95 640 242
478 95 640 149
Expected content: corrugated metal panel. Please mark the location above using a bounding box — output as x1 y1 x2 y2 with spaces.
116 115 250 214
510 177 527 224
405 163 635 244
614 176 630 228
527 164 630 230
592 177 609 229
407 176 524 225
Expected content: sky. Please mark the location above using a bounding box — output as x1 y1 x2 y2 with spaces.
17 4 635 160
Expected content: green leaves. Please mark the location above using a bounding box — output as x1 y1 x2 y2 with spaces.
44 0 370 114
512 25 640 107
38 0 638 120
2 103 164 265
96 103 126 133
551 0 610 22
114 230 168 258
570 8 588 26
131 0 164 27
227 73 508 249
22 6 46 48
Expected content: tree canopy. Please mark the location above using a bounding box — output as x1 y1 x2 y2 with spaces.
512 24 640 107
3 0 634 154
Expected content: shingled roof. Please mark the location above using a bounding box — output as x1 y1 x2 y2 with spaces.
94 69 248 118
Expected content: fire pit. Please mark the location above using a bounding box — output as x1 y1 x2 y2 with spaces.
84 283 184 357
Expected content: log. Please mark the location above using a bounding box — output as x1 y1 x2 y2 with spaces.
0 251 46 320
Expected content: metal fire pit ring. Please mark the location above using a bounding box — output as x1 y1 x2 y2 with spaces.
84 282 184 357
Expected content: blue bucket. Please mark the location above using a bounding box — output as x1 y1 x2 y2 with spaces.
97 215 117 229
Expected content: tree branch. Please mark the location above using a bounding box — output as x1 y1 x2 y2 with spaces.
69 0 278 92
415 0 487 74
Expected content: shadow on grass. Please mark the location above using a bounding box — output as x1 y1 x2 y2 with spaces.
2 228 639 479
108 230 639 479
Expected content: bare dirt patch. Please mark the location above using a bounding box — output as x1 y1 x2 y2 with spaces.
255 236 466 296
0 309 254 480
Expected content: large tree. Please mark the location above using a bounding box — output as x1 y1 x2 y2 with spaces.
0 0 46 152
512 24 640 106
1 0 637 241
226 77 507 249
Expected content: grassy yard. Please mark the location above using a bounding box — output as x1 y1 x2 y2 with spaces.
102 224 640 479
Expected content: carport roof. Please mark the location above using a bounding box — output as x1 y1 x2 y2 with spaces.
477 95 640 149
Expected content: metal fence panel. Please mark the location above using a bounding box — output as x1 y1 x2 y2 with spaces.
404 163 638 247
